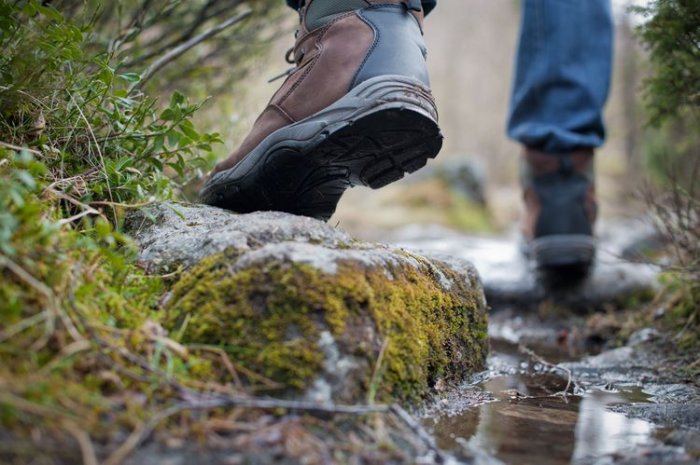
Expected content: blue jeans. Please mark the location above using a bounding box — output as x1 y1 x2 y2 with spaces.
508 0 614 153
285 0 613 154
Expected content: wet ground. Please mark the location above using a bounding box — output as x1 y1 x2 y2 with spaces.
422 329 699 465
390 222 700 465
391 219 661 310
424 332 700 465
116 219 698 465
23 217 694 465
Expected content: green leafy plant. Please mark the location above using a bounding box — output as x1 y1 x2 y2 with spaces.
634 0 699 362
633 0 700 126
0 1 279 462
633 0 700 189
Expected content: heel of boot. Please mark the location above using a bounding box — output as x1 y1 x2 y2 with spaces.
333 76 441 188
349 75 439 122
354 5 430 89
531 235 596 269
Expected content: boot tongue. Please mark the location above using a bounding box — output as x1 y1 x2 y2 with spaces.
305 0 370 30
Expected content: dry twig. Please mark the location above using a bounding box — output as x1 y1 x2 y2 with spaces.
519 344 575 398
63 421 99 465
0 140 41 154
367 336 390 404
0 253 84 348
134 10 252 90
389 404 448 463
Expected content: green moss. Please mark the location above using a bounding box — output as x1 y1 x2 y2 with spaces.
390 177 493 233
165 248 488 402
445 194 493 233
667 279 700 350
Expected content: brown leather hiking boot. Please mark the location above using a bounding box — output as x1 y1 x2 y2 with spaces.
200 0 442 221
521 147 597 271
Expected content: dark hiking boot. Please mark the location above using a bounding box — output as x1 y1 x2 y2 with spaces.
200 0 442 221
521 148 597 272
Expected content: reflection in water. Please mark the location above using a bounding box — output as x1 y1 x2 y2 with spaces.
428 372 657 465
572 390 654 462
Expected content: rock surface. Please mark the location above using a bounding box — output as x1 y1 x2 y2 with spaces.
126 202 488 403
390 220 661 310
125 202 354 273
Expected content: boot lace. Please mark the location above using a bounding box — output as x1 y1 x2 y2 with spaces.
267 29 305 83
267 0 421 83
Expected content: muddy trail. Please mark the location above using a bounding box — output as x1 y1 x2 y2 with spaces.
394 222 700 465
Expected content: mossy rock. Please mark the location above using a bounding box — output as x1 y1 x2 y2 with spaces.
128 203 488 403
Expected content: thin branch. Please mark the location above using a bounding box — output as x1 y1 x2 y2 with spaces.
102 422 148 465
0 258 82 350
56 209 101 226
188 345 243 389
0 311 48 344
0 391 77 420
68 92 117 221
45 188 108 226
0 254 59 348
196 396 391 415
89 199 156 209
0 140 41 154
519 344 574 398
102 396 390 465
121 0 244 69
62 421 99 465
133 9 252 91
367 337 389 404
389 404 449 463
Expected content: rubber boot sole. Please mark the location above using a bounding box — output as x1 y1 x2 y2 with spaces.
200 75 442 221
530 234 596 279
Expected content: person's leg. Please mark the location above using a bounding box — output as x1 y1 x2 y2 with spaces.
508 0 613 153
508 0 614 272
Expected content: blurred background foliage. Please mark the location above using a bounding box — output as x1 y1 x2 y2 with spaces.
634 0 700 191
633 0 699 358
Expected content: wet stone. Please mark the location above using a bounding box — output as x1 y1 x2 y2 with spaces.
389 219 661 310
609 403 700 430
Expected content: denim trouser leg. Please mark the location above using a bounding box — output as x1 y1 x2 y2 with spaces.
507 0 614 154
285 0 437 15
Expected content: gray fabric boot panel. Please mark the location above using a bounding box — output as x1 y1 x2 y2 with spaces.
533 173 594 237
306 0 370 30
352 5 429 88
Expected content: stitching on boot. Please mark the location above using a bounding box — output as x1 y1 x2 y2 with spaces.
282 11 359 103
352 8 381 89
352 4 422 89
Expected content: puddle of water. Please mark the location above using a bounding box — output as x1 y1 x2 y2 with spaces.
425 340 660 465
